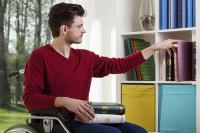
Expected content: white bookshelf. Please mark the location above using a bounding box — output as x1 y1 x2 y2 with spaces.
116 0 200 132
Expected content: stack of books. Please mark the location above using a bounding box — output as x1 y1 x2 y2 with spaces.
90 102 126 124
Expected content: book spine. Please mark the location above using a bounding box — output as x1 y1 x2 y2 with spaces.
170 0 177 29
182 0 187 28
160 0 169 29
192 42 196 81
177 0 182 28
126 39 137 80
90 114 126 124
177 42 193 81
193 0 195 26
172 48 178 81
166 49 174 81
159 50 166 81
131 40 141 80
93 105 125 115
187 0 193 27
168 0 171 28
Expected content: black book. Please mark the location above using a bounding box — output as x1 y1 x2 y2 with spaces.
166 48 174 81
91 102 125 115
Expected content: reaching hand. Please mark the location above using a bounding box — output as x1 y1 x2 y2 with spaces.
153 39 182 50
142 39 183 60
55 97 95 123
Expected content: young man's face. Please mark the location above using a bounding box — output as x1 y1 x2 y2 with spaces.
65 16 86 44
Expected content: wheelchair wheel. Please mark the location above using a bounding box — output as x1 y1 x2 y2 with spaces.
4 124 38 133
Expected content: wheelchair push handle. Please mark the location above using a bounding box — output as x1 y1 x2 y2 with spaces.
8 69 25 78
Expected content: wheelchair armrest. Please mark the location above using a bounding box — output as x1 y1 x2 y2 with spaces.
29 108 61 115
29 108 74 123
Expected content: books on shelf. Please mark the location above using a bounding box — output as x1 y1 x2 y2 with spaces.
162 41 195 81
160 0 195 29
125 38 155 81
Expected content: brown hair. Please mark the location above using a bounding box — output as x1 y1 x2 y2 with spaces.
48 3 85 38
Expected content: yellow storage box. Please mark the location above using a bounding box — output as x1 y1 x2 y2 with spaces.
122 84 155 132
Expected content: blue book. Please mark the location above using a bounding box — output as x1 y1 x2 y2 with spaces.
170 0 177 28
168 0 171 28
193 0 196 26
177 0 182 28
182 0 187 28
187 0 193 27
160 0 168 29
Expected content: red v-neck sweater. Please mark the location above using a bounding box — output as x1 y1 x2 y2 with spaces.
23 44 145 110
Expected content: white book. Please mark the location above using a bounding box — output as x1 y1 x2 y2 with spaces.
90 114 126 124
159 50 166 81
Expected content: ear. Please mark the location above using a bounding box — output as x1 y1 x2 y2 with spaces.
60 25 68 35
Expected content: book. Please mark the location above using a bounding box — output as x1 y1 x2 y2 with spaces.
193 0 196 26
169 0 177 29
133 39 155 81
160 0 169 29
159 50 166 81
187 0 193 27
182 0 187 28
166 48 174 81
177 42 193 81
125 39 137 80
92 102 125 115
131 40 142 80
177 0 182 28
172 48 178 81
90 114 126 124
192 42 196 81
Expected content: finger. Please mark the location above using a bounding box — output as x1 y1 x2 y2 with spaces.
75 110 85 122
87 101 92 105
85 102 95 114
171 39 183 44
83 103 95 118
82 106 94 119
76 109 89 122
78 106 94 120
172 43 179 48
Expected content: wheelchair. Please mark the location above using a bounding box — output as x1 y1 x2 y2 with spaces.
4 69 72 133
4 108 73 133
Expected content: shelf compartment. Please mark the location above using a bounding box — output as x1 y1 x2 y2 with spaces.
158 84 196 133
121 84 155 132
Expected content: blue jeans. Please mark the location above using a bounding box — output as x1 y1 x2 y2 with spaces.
68 120 147 133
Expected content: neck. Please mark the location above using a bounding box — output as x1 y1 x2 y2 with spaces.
50 37 71 58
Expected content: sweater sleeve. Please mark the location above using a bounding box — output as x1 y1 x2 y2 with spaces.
23 50 56 110
93 51 145 77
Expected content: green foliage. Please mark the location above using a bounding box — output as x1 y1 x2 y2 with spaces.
0 105 28 133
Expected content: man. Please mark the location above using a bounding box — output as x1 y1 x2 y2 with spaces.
23 2 180 133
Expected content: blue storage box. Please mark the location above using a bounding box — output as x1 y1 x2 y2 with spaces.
158 84 196 133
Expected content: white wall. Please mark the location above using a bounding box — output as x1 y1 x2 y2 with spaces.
58 0 117 102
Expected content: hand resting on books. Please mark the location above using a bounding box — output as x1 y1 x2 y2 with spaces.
55 97 95 123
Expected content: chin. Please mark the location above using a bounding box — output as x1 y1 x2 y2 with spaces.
75 40 82 44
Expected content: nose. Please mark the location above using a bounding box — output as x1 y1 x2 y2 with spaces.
82 27 86 33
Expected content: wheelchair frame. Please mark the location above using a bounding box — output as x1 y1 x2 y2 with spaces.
4 108 72 133
4 69 72 133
